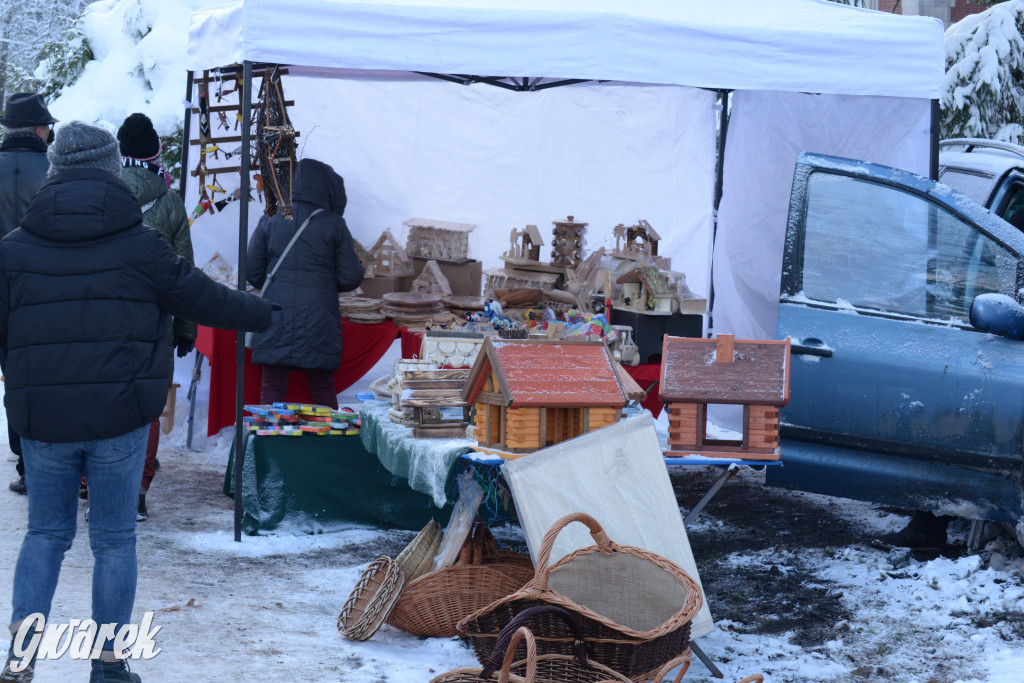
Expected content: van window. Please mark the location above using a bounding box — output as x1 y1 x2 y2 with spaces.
938 167 996 207
800 172 1016 323
1001 185 1024 225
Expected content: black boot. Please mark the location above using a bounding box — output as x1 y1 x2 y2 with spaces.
875 511 951 550
1 620 39 681
89 658 140 683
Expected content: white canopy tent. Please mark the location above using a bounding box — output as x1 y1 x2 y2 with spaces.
185 0 944 559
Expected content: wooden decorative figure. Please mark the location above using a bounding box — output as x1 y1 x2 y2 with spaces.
353 238 376 273
502 224 545 264
462 339 629 455
410 260 452 296
369 229 414 277
420 330 485 368
483 267 559 297
615 266 677 313
659 334 791 460
550 215 587 268
399 369 472 438
403 218 477 262
612 219 661 260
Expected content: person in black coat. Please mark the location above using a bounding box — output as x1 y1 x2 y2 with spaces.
246 158 364 408
0 121 272 682
0 92 57 495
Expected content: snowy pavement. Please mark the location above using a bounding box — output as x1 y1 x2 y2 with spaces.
0 347 1020 681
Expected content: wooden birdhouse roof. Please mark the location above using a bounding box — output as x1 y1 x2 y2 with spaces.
370 229 410 258
403 217 477 233
616 266 674 296
463 338 628 408
659 335 791 406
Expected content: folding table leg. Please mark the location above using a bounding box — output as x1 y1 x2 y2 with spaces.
690 641 725 678
683 464 739 526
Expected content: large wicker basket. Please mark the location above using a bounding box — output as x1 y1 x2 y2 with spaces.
456 513 702 681
386 522 534 638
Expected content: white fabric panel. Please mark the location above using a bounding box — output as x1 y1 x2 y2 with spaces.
186 74 717 297
188 0 944 99
711 91 933 341
502 414 715 639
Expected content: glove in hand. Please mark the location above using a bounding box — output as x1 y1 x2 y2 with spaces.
175 337 195 358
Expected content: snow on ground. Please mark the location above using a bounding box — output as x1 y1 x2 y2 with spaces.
0 345 1021 681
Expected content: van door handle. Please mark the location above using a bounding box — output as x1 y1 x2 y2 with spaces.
791 338 833 358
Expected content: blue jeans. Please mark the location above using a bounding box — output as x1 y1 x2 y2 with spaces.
11 425 148 649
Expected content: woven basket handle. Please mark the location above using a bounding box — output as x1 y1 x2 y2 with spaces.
648 653 692 683
454 521 498 568
528 512 615 592
736 676 764 683
493 627 537 683
481 606 590 678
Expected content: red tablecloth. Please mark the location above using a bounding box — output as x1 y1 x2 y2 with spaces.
623 363 664 418
195 320 399 436
400 327 422 359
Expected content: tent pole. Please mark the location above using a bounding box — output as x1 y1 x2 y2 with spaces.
178 71 193 201
234 60 253 542
707 90 731 336
929 98 940 181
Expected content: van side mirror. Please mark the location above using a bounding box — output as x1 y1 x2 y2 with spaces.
970 293 1024 340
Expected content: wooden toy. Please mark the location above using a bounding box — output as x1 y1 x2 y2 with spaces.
462 338 630 455
659 334 791 460
615 265 677 314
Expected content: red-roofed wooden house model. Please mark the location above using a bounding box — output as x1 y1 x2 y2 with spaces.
462 339 629 454
660 334 791 460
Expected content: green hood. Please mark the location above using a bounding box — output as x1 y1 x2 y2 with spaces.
120 162 166 207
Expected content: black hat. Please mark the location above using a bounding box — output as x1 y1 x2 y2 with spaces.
0 93 57 128
117 112 160 160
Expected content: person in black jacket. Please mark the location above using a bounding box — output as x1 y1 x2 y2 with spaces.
0 122 272 683
246 158 364 408
0 93 57 496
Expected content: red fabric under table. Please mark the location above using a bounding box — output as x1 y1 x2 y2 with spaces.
622 363 664 418
399 327 422 359
195 320 399 436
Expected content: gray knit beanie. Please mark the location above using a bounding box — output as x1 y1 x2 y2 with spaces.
47 121 121 177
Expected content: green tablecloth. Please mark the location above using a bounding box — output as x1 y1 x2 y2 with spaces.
223 431 451 534
359 400 475 506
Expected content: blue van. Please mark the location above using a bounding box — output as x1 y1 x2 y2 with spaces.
767 145 1024 538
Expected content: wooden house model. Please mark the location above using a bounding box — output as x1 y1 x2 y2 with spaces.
411 259 453 296
615 266 676 313
612 219 661 260
659 334 791 460
370 229 414 277
503 224 545 264
403 217 477 262
462 339 630 455
399 368 471 438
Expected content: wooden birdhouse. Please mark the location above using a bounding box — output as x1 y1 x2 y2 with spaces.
369 229 414 277
612 219 661 260
462 338 629 456
615 266 676 313
659 334 791 460
398 368 471 438
403 217 476 262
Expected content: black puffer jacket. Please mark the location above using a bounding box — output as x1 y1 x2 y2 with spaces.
247 159 364 370
0 168 273 443
0 135 49 238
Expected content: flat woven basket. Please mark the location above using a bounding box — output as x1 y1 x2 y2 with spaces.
336 556 405 641
387 522 533 638
456 513 702 681
394 519 444 583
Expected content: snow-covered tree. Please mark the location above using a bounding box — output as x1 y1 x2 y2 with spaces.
0 1 94 104
942 1 1024 145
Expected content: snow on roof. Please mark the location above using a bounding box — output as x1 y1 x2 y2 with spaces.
660 336 790 405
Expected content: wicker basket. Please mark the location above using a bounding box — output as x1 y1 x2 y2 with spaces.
387 522 533 638
336 557 405 641
431 624 633 683
395 519 444 582
457 513 702 681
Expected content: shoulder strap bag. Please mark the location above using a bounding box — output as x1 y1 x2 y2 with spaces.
245 208 324 349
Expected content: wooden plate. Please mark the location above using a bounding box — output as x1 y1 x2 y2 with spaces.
381 292 442 307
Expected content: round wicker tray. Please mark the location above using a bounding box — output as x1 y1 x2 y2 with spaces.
442 295 487 311
337 557 405 641
382 292 443 307
346 311 388 324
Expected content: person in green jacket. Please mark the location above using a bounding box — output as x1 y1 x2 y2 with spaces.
116 112 196 522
